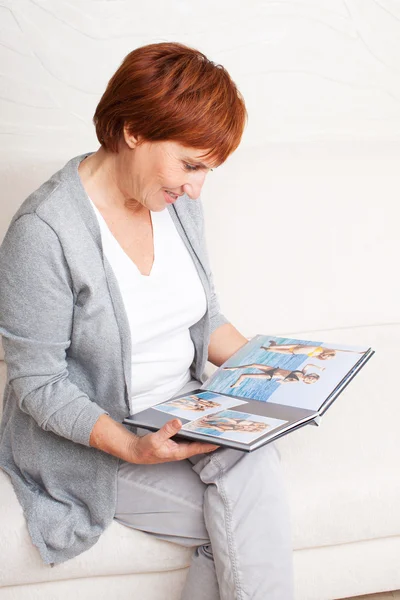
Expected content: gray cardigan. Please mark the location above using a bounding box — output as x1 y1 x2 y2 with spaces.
0 153 228 565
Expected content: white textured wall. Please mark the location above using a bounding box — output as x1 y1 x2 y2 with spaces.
1 0 399 335
2 0 400 148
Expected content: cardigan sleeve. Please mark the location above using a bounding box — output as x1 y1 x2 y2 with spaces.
0 213 108 446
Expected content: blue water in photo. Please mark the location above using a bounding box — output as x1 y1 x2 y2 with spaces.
205 336 318 402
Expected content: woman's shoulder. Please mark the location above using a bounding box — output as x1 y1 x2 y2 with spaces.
4 154 93 245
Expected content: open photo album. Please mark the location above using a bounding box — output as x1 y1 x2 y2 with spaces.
123 334 375 451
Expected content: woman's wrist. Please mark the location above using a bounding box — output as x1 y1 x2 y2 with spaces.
89 414 139 463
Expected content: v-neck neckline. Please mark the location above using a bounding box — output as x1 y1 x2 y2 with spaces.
67 152 213 386
88 197 157 279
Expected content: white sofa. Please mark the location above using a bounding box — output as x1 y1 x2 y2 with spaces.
1 148 400 599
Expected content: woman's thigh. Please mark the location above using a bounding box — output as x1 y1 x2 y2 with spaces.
115 450 210 547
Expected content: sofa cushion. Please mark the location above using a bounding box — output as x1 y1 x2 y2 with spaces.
276 323 400 550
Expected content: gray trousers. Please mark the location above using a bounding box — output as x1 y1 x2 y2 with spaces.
114 379 295 600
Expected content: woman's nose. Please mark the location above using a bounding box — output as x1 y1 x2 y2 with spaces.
182 171 207 200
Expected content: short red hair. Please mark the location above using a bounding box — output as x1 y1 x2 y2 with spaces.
93 42 247 165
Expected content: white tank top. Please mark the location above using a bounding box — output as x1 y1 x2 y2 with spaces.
88 198 207 413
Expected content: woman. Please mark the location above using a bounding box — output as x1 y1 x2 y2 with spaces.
0 43 294 599
223 362 325 387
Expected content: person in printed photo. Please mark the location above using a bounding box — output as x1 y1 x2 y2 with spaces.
223 363 325 387
165 394 221 412
261 340 367 360
189 413 269 434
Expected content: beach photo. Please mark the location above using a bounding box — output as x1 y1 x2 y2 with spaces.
153 391 248 420
181 409 288 443
203 335 370 410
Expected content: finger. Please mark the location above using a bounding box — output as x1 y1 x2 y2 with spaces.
177 440 219 452
174 442 219 460
152 419 182 444
195 444 219 454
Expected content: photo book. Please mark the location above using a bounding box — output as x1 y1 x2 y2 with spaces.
123 334 375 451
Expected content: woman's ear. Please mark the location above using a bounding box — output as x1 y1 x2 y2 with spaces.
123 125 140 149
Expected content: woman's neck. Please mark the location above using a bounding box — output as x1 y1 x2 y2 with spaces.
78 146 145 214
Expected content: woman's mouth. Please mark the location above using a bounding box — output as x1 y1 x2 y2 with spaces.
163 190 179 204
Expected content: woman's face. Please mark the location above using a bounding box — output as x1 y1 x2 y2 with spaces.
119 132 217 211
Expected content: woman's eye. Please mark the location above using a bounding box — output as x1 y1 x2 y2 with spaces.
184 163 198 171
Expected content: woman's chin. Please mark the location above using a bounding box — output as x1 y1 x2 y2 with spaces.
152 202 168 212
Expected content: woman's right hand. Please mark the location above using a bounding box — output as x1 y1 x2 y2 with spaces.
89 414 218 464
128 419 219 464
